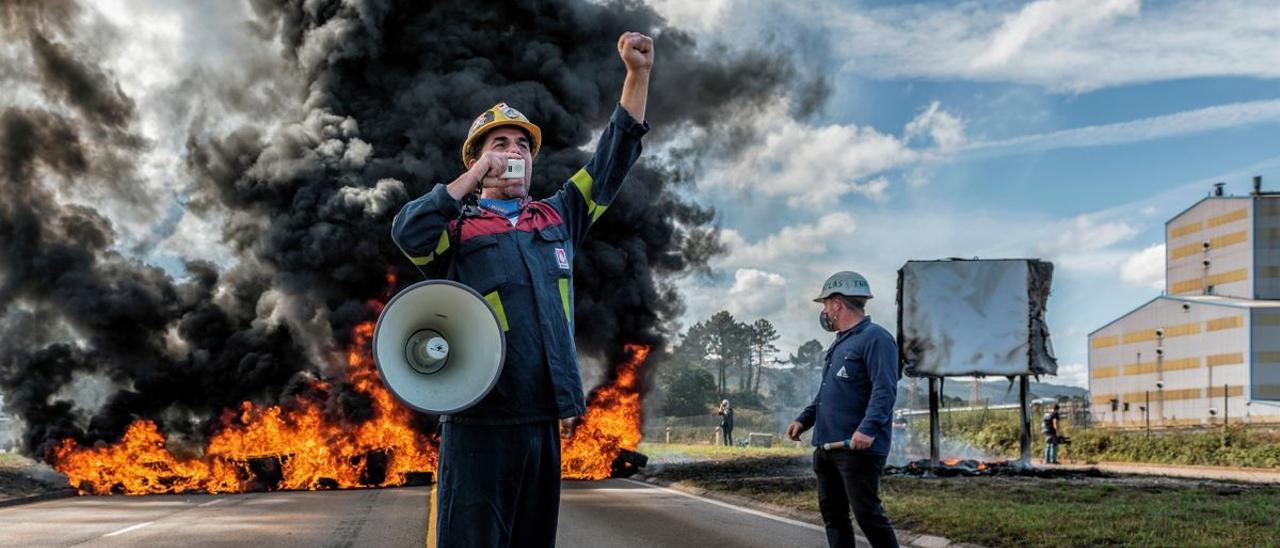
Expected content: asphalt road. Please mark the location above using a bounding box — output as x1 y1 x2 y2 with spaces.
558 479 828 547
0 486 426 548
0 479 827 547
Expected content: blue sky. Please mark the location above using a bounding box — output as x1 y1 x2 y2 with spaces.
653 0 1280 387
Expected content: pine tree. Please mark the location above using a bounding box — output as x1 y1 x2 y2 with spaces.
789 339 824 370
749 318 780 395
705 311 749 395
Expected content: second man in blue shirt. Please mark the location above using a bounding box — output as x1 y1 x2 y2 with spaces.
788 271 900 548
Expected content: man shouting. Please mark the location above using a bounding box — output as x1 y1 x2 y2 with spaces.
391 32 653 547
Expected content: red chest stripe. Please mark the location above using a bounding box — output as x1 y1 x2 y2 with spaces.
450 201 564 241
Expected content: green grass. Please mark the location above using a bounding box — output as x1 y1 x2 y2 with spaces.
923 408 1280 468
878 477 1280 547
638 442 809 461
648 453 1280 547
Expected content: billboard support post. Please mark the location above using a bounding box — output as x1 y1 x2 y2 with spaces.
1019 375 1031 468
928 377 941 474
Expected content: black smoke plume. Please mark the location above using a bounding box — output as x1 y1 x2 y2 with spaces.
0 0 826 459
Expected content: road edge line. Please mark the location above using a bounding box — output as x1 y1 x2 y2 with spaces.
625 476 982 548
103 521 154 537
0 488 78 509
619 477 824 532
424 483 438 548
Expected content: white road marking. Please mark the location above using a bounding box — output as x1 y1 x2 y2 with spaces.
197 499 224 507
103 521 154 537
619 479 824 532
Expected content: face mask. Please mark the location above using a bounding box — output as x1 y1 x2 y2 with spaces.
819 310 837 332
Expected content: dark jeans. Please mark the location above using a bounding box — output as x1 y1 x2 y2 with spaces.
722 426 734 446
435 420 560 547
813 448 899 548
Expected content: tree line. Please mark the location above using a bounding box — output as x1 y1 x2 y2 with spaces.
657 310 828 416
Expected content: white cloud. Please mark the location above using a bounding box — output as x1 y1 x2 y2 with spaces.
967 99 1280 157
905 101 966 151
690 101 962 208
1035 214 1139 272
675 212 863 347
719 212 857 268
704 104 917 207
725 269 788 319
1039 214 1138 254
1055 362 1089 388
1120 243 1166 290
972 0 1140 69
828 0 1280 92
650 0 1280 93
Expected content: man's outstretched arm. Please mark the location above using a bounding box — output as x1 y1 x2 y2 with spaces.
551 31 653 245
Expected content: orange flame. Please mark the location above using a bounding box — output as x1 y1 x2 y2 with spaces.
52 275 651 493
53 314 436 495
560 344 650 480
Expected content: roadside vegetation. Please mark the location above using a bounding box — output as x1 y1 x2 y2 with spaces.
642 444 1280 547
640 442 807 460
923 407 1280 468
0 452 67 501
0 452 30 470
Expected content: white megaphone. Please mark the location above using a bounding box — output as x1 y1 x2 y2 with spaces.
373 280 505 414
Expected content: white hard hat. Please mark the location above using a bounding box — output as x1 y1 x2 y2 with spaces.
814 271 873 301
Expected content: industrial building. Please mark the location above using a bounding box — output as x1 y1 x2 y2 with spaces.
1089 177 1280 427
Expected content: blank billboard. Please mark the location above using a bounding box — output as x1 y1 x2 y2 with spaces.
899 259 1058 378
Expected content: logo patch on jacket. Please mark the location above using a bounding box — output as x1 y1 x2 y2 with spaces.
555 248 570 269
836 365 849 378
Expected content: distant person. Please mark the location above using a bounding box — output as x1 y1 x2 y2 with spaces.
718 399 735 446
1043 403 1061 464
890 411 908 462
787 271 900 548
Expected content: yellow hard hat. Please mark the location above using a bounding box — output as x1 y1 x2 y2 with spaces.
460 103 542 166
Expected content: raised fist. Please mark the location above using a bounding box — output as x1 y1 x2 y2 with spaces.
618 31 654 72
